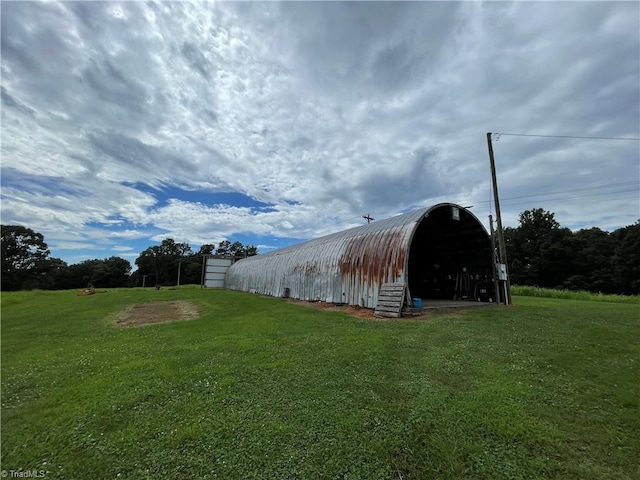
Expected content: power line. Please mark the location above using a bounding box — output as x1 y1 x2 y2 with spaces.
499 192 638 209
468 180 640 204
325 182 638 232
473 181 639 205
491 196 639 216
472 188 638 209
494 132 640 141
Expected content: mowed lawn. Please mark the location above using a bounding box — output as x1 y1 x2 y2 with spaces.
1 288 638 480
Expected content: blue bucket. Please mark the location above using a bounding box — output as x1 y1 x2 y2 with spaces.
412 298 423 309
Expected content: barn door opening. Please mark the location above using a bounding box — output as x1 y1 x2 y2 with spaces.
407 205 494 302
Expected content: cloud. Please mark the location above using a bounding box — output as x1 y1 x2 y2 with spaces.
112 245 134 252
1 1 638 264
109 230 149 240
1 86 35 116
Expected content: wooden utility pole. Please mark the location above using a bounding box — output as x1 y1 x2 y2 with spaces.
363 214 374 224
489 215 501 304
200 255 207 289
142 274 147 288
177 259 182 288
487 132 511 305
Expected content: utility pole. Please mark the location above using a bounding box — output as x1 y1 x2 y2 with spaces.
176 259 182 288
487 132 511 305
142 274 147 288
200 255 207 289
489 215 501 304
363 214 374 224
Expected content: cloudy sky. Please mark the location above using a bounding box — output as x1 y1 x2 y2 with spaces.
1 1 638 266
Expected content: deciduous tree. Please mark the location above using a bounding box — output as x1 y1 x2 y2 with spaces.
135 239 193 286
1 225 52 290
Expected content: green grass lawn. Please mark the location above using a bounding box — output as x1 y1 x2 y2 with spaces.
1 287 638 479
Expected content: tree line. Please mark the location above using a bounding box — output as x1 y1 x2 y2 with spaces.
504 208 639 295
132 238 257 287
0 225 257 291
3 213 638 295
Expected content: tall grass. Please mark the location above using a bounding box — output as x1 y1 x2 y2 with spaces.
512 285 640 304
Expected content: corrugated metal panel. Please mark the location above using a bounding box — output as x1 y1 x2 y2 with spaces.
206 265 230 274
204 257 233 288
224 206 431 308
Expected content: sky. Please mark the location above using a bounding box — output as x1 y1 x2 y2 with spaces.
1 0 639 267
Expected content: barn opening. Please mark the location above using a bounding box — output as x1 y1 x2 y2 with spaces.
407 205 494 301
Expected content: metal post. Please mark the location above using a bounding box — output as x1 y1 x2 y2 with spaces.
200 255 207 289
489 215 501 304
487 132 511 305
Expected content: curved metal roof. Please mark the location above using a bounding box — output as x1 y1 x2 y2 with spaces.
224 203 489 308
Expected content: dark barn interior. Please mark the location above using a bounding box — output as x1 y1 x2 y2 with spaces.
407 205 494 301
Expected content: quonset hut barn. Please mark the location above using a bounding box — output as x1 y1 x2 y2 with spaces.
224 203 495 314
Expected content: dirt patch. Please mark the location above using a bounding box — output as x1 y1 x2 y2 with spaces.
286 299 376 319
285 299 483 321
114 301 201 326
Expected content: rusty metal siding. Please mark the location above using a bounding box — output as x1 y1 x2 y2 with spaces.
224 206 431 308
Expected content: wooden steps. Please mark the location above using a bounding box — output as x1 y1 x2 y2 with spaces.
374 283 407 318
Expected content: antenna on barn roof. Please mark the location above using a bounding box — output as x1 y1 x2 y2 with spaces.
363 214 374 224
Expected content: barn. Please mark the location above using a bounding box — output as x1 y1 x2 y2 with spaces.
224 203 495 313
